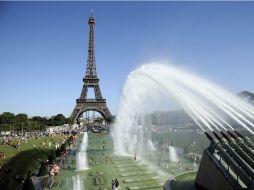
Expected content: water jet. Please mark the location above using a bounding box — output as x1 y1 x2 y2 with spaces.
76 132 89 171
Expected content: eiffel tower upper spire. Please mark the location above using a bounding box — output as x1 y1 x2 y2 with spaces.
85 12 97 78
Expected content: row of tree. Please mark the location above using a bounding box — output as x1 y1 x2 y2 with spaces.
238 91 254 105
0 112 71 132
136 91 254 127
138 110 194 126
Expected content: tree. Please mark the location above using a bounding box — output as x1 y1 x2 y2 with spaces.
56 148 61 157
150 113 158 125
105 115 115 124
0 112 68 131
15 114 29 131
60 143 67 152
94 117 103 124
184 144 191 154
52 114 66 126
65 117 72 124
48 151 56 164
0 112 15 131
38 162 48 176
29 116 48 131
16 114 28 122
0 114 3 131
22 172 35 190
238 91 254 105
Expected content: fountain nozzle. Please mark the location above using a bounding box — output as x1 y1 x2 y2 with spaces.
204 131 214 142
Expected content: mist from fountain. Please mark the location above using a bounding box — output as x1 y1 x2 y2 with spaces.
148 139 156 151
137 126 144 155
193 155 197 167
112 62 254 157
72 175 83 190
169 146 178 162
76 132 89 171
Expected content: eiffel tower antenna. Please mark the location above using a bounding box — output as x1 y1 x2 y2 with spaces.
71 14 112 124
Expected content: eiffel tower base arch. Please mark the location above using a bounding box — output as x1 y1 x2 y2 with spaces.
71 100 112 124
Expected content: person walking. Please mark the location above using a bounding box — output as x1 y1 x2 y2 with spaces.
111 179 115 190
115 179 119 190
16 141 20 150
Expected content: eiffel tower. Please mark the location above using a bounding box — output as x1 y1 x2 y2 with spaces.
71 13 112 123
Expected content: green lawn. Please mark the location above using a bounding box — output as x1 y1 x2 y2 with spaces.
0 133 200 190
0 135 66 164
0 135 67 190
54 133 167 190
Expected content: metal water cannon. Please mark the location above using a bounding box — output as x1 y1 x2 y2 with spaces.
204 131 215 142
228 130 244 143
204 131 219 152
228 130 254 159
199 129 254 189
212 130 228 145
220 130 236 144
220 131 254 171
213 131 254 180
235 130 254 150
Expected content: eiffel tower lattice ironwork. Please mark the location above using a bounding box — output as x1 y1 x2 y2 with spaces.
71 14 112 123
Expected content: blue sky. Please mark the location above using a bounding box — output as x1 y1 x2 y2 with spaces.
0 1 254 117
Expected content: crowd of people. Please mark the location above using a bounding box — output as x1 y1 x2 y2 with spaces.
0 133 76 190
